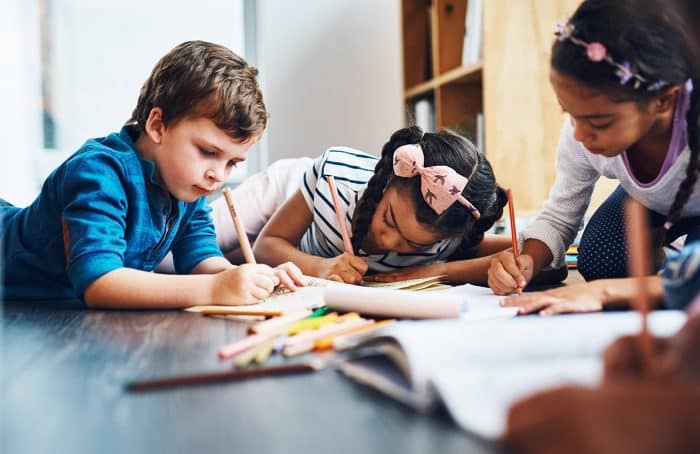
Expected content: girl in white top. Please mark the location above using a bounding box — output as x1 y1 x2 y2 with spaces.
254 126 512 284
489 0 700 314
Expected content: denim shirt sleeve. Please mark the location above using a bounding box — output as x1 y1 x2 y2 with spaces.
59 152 129 297
661 240 700 310
170 197 223 274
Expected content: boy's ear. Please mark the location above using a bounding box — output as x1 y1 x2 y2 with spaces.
652 85 682 114
144 107 165 144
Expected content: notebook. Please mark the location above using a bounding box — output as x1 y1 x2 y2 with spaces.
334 311 687 439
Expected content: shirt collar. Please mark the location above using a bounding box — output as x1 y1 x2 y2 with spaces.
119 124 163 188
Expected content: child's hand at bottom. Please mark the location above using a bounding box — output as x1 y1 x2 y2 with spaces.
363 263 447 283
316 253 368 284
273 261 305 291
212 264 277 305
500 281 605 315
488 250 534 295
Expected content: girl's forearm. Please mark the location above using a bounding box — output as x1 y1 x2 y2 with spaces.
593 276 664 308
521 239 555 276
442 255 494 285
253 236 323 277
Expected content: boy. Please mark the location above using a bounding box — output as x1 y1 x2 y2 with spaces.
1 40 302 308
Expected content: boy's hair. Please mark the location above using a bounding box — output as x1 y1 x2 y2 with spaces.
129 40 267 142
551 0 699 233
351 126 507 257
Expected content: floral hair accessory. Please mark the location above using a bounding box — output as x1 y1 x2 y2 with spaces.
393 143 481 219
554 21 668 91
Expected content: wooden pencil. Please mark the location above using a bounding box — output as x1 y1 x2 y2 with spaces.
624 198 655 374
326 175 354 255
222 187 256 264
507 188 522 294
126 361 322 392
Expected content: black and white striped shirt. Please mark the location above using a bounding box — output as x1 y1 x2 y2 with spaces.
299 147 461 273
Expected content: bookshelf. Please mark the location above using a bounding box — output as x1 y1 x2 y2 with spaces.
401 0 603 212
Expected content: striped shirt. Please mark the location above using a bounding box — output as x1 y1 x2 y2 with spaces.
299 147 461 273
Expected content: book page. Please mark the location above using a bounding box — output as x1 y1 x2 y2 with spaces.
338 310 687 438
433 358 601 439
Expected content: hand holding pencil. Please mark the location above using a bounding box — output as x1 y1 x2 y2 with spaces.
488 189 533 295
320 176 368 284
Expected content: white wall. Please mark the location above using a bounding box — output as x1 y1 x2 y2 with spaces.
1 0 246 206
1 0 43 206
256 0 403 161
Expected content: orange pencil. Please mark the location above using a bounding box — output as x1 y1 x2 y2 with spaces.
507 188 522 294
326 176 354 255
625 198 655 375
222 187 255 264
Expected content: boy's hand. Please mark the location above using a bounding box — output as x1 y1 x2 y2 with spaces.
213 264 277 305
499 281 604 315
316 253 368 284
364 263 446 283
273 261 305 291
488 250 534 295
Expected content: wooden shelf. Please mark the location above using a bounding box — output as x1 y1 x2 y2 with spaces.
404 60 483 100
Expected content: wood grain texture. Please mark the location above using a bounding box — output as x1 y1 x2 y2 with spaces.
483 0 582 211
2 302 497 454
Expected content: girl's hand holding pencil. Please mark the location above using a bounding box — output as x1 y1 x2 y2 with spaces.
488 250 534 295
315 253 368 285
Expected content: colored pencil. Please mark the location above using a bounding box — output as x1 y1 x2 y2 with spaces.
126 361 322 392
326 176 354 255
625 198 655 374
507 188 522 294
222 187 256 264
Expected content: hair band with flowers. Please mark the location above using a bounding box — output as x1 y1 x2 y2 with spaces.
555 22 669 92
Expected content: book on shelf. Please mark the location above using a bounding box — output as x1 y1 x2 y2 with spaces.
476 112 484 153
335 310 687 439
414 98 435 132
461 0 483 66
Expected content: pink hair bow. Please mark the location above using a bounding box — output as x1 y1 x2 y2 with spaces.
393 143 481 219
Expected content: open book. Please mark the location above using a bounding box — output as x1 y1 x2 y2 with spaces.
334 311 687 439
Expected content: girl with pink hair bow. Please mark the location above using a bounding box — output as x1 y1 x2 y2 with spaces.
253 126 517 284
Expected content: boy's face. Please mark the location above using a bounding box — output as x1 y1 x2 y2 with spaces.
549 69 676 158
151 115 256 202
362 185 443 254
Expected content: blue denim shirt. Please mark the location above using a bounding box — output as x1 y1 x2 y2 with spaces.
1 125 222 301
661 240 700 310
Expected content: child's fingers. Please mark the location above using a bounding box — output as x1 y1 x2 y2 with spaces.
275 270 297 291
276 262 305 286
327 274 344 283
338 269 363 285
516 298 557 315
253 273 276 293
538 302 576 315
250 285 272 301
348 256 369 275
488 260 520 295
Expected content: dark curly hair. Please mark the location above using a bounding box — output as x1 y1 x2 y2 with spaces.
551 0 699 237
350 126 507 258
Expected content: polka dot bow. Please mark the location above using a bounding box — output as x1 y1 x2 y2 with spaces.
393 143 481 219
